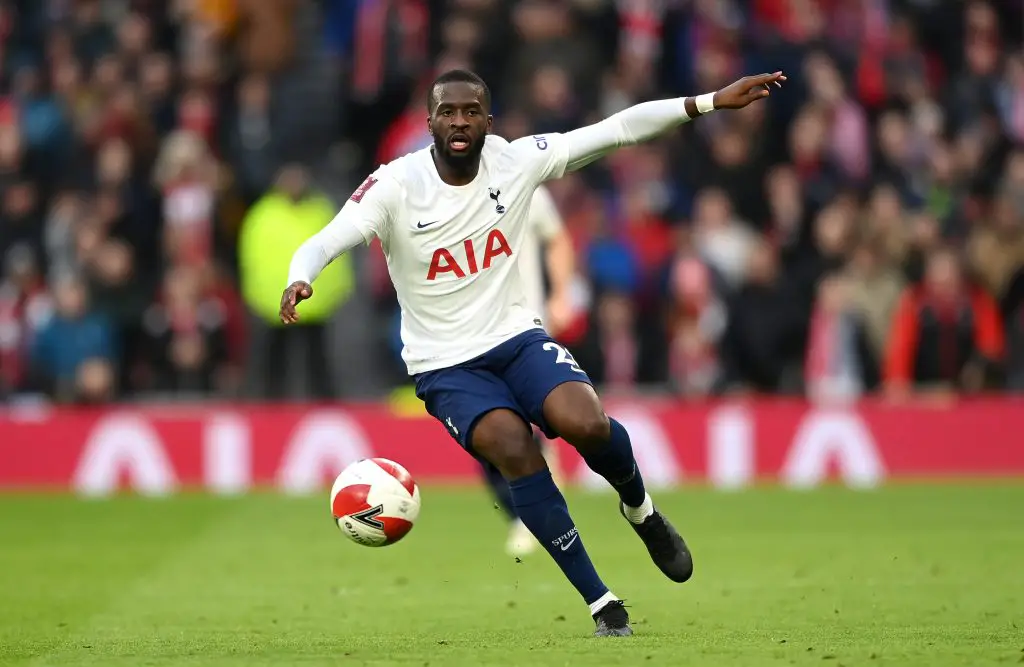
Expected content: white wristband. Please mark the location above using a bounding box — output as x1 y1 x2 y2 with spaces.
695 92 716 114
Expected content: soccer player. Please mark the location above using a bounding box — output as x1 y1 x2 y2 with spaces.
281 69 785 636
485 183 575 558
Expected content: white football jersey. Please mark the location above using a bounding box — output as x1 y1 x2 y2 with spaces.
340 134 572 374
290 95 695 375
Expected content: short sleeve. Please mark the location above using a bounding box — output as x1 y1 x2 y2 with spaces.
508 133 572 184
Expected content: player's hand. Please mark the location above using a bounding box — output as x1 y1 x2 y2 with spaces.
713 71 786 109
280 281 313 324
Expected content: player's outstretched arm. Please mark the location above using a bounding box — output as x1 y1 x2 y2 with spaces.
280 221 363 324
561 71 786 172
280 172 396 324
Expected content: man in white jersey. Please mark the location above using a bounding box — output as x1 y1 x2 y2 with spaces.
281 68 785 636
480 184 574 558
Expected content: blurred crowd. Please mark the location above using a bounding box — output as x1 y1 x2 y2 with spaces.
1 0 1024 405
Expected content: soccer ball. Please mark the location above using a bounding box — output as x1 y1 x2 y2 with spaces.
330 458 421 547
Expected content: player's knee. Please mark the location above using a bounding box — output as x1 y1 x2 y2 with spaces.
543 382 611 452
471 409 545 480
498 440 546 479
482 430 545 479
560 411 611 451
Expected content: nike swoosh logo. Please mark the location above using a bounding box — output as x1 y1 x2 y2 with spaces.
560 533 579 551
416 220 441 229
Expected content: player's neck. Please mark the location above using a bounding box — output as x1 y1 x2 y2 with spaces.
430 148 480 187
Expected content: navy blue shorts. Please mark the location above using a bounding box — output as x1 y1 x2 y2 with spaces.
414 328 593 451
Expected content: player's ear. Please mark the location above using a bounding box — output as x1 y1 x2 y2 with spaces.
426 116 433 135
486 115 493 133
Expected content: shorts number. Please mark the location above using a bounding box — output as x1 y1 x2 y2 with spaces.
542 342 585 374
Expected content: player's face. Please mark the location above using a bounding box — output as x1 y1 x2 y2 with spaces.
428 82 492 167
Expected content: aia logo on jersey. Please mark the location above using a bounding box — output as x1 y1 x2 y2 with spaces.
427 229 513 280
350 176 378 203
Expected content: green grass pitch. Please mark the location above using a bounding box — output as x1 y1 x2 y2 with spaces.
1 484 1022 666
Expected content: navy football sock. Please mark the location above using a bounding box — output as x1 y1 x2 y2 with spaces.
480 460 517 520
580 418 647 508
509 468 610 605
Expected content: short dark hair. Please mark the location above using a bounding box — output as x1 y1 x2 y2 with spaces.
427 69 490 114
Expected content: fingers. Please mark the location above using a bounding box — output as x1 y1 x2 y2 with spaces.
747 71 787 88
739 88 770 105
280 282 312 323
280 289 299 324
746 71 786 102
757 71 786 83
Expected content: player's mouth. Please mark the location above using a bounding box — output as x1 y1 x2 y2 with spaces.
448 134 471 152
